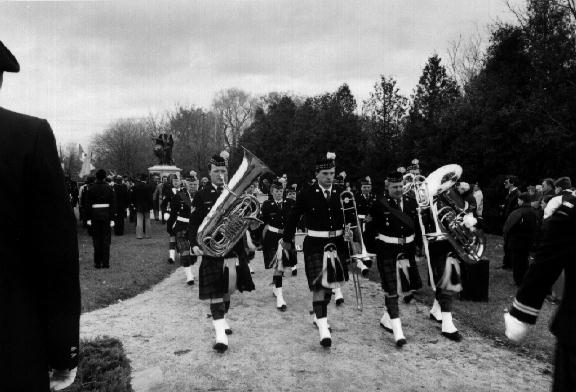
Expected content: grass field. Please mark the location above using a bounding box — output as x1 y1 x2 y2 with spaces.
78 217 178 313
367 234 558 363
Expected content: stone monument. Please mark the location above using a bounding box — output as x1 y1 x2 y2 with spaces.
148 133 181 179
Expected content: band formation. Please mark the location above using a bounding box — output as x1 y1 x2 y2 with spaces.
2 40 574 391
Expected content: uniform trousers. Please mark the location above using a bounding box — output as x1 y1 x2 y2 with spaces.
92 220 111 267
136 212 151 239
553 340 576 392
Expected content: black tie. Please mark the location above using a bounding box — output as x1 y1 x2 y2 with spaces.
217 185 224 194
324 190 330 200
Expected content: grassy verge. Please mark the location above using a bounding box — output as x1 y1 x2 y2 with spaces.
367 234 557 363
68 337 133 392
79 217 177 313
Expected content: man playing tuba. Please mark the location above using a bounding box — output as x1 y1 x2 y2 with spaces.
190 152 254 352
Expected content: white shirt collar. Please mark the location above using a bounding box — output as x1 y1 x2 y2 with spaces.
318 184 332 194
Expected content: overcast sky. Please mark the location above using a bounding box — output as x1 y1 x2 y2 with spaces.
0 0 522 147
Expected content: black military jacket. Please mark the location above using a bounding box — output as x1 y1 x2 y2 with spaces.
355 192 376 217
283 184 344 242
171 189 194 233
113 183 129 214
189 183 222 247
260 198 295 230
0 107 80 390
84 180 116 222
510 193 576 344
364 194 420 249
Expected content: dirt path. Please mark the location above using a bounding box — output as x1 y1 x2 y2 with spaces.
81 253 552 392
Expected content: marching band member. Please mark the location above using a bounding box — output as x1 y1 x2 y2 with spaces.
260 181 297 311
190 152 254 352
171 176 199 285
166 176 181 264
365 171 422 347
281 152 348 348
422 190 464 342
505 190 575 391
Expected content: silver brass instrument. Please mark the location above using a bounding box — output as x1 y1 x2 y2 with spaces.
197 148 273 257
413 165 485 277
340 190 376 311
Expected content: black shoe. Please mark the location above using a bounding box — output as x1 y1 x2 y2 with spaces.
320 337 332 348
335 298 344 306
225 329 233 335
360 268 370 278
102 265 110 269
213 342 228 352
168 258 174 264
380 322 392 334
403 294 414 304
277 304 287 312
291 269 297 276
187 280 195 286
429 314 442 324
396 338 407 348
442 331 463 342
94 265 102 269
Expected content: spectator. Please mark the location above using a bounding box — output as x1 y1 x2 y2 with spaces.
544 177 574 220
503 192 539 286
500 175 521 269
541 178 555 197
472 183 484 217
131 173 154 239
85 169 116 269
0 40 80 392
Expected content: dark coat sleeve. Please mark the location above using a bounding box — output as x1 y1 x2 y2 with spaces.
32 121 80 370
189 191 206 247
282 189 306 242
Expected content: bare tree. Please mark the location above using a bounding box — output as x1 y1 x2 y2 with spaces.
91 118 155 176
447 27 485 90
212 88 257 148
166 105 226 174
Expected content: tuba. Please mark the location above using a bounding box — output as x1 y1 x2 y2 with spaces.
197 148 273 257
422 165 485 265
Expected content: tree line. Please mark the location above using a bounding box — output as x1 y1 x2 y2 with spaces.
75 0 575 232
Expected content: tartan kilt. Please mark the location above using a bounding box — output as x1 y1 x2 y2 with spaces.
262 231 296 269
303 236 348 291
198 256 226 300
374 241 422 296
176 230 197 266
428 239 453 285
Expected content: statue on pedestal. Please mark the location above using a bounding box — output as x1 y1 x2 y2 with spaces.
153 134 174 165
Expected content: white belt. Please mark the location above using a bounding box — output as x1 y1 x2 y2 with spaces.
307 229 343 238
358 214 366 220
267 225 284 234
92 204 110 208
176 216 189 223
376 234 415 245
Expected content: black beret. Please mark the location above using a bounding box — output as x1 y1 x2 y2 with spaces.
315 152 336 171
270 181 283 190
209 154 227 167
95 169 107 180
0 41 20 73
387 171 403 183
